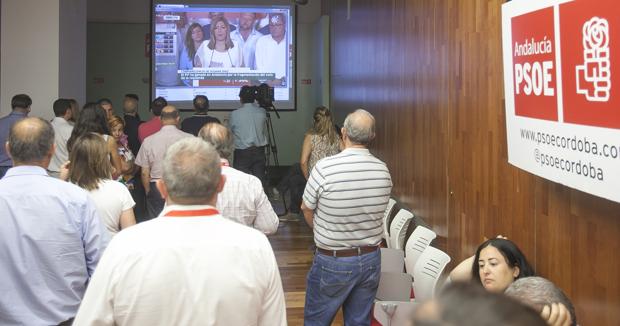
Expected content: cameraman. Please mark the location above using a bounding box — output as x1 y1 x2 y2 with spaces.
229 85 268 187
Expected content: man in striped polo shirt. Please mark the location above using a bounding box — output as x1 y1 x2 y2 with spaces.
302 109 392 326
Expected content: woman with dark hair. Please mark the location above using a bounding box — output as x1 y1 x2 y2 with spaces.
450 237 535 293
67 103 122 179
300 106 341 179
194 16 241 68
179 23 206 86
66 133 136 236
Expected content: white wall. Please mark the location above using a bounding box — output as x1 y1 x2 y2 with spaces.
1 0 60 118
0 0 86 118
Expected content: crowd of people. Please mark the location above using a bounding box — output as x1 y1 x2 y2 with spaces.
0 90 577 326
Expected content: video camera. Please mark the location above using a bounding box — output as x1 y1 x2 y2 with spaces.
251 83 275 108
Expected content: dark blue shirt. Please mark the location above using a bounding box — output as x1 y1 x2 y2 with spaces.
0 111 28 167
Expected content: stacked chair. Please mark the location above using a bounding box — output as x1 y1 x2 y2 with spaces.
373 198 452 326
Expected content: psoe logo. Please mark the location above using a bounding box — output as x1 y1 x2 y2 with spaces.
576 17 611 102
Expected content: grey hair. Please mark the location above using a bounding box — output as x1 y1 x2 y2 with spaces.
8 117 55 163
343 109 375 145
162 137 221 203
198 123 234 160
505 277 576 326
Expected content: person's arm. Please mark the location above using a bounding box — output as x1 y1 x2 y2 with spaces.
107 136 122 179
119 209 136 230
301 201 314 229
72 240 118 325
253 178 279 235
141 167 151 195
301 165 325 229
257 239 287 326
119 186 136 230
449 255 475 282
300 134 312 179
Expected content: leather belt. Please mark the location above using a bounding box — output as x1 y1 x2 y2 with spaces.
316 245 380 257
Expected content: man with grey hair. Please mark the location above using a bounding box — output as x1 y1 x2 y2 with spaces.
505 276 576 326
135 105 193 220
74 138 287 326
199 123 278 234
0 117 108 325
301 109 392 325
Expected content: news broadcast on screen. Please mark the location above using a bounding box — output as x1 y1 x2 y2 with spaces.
152 2 295 110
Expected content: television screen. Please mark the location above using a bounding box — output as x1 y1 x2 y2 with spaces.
152 2 295 110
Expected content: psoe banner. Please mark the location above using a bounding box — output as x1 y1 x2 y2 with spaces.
502 0 620 203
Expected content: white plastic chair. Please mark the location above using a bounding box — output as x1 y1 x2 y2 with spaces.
404 226 437 275
380 248 405 273
412 246 451 301
388 209 414 249
375 272 413 302
373 301 418 326
382 198 397 242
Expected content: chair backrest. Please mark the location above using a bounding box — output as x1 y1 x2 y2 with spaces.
404 226 437 275
412 246 451 301
383 198 398 242
380 248 405 273
389 209 414 249
375 272 413 301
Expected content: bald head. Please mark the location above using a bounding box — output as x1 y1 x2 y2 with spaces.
343 109 376 146
199 123 233 160
160 105 179 125
7 117 55 166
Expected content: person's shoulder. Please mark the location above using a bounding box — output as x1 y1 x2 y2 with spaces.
100 179 130 192
256 34 271 45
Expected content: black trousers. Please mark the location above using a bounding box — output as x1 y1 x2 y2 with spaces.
277 163 306 213
146 181 165 220
233 146 267 187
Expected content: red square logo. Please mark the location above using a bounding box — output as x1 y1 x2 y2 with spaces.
512 7 558 121
560 0 620 129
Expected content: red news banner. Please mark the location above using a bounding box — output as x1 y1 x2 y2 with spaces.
503 0 620 203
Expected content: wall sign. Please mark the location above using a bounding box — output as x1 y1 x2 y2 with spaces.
502 0 620 203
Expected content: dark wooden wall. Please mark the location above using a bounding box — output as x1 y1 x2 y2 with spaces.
323 1 620 324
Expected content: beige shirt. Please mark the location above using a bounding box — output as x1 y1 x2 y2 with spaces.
73 205 287 326
135 125 193 181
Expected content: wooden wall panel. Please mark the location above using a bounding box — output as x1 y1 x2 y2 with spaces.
326 0 620 324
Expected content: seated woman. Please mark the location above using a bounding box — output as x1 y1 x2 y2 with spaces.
300 106 341 179
67 103 122 179
66 133 136 236
449 237 535 293
108 115 137 182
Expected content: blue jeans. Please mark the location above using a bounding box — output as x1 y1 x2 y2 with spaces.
304 249 381 326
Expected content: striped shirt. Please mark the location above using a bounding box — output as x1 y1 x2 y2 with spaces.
303 148 392 250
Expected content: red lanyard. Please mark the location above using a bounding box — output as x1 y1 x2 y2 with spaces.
164 208 219 217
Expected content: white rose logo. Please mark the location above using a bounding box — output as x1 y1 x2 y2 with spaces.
576 17 611 102
583 17 609 50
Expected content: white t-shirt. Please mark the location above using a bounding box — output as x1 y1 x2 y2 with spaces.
195 40 242 68
255 34 287 79
73 205 286 326
88 179 135 236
